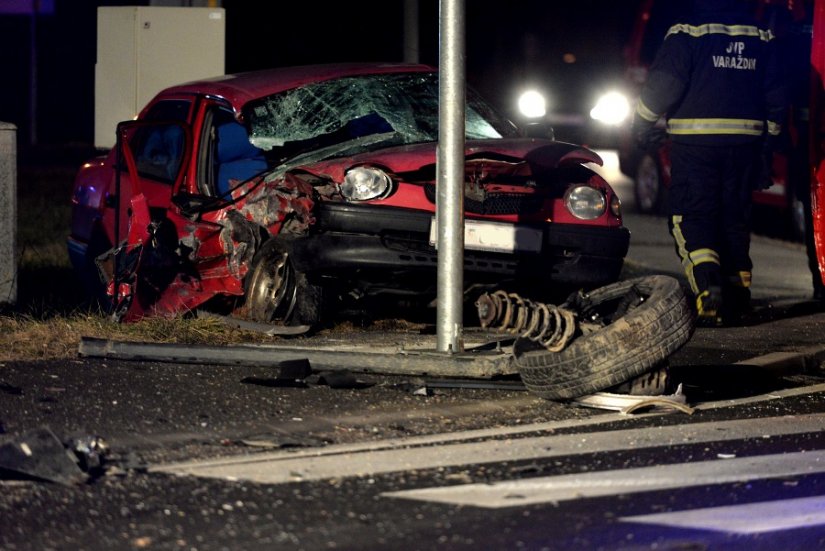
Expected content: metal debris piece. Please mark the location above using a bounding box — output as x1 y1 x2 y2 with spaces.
574 384 694 415
78 337 517 378
0 427 86 485
475 290 577 351
67 435 110 474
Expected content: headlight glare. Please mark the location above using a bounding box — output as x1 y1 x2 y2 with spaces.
590 91 630 125
565 185 607 220
341 166 392 201
517 90 547 119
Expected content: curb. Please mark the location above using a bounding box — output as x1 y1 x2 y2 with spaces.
734 344 825 375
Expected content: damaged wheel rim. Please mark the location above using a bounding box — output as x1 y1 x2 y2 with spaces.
245 249 298 323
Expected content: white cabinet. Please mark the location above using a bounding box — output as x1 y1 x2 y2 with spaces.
95 6 225 148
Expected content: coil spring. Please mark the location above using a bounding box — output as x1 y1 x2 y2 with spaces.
475 290 578 352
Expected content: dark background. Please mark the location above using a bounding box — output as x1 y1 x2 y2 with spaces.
0 0 639 151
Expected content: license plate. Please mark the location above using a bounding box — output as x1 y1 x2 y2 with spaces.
429 218 542 253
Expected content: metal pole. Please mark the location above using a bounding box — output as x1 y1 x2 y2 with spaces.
404 0 420 64
436 0 465 353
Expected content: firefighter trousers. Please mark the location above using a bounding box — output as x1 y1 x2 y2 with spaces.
667 141 760 315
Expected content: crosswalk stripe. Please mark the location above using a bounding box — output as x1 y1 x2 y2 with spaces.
382 450 825 509
620 495 825 534
153 413 825 485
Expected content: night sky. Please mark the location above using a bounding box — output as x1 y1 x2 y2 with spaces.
0 0 639 149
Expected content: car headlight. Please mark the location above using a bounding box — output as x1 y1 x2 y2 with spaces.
589 91 630 126
565 185 606 220
341 166 392 201
517 90 547 119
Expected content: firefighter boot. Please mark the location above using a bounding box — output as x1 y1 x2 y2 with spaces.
722 272 751 325
696 285 723 327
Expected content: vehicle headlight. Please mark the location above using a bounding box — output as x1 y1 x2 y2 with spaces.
517 90 547 119
565 185 606 220
589 91 630 126
341 166 392 201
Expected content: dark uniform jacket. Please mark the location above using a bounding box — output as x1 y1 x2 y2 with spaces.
635 2 786 146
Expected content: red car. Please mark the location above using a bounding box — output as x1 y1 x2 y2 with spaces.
68 63 629 325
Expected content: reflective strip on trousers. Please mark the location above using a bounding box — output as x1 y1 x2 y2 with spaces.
671 215 721 294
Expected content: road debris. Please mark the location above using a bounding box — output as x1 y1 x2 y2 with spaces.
66 434 110 475
476 290 578 352
78 336 516 378
316 370 372 389
574 384 694 415
0 427 87 485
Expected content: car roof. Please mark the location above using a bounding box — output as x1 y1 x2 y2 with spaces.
157 62 436 109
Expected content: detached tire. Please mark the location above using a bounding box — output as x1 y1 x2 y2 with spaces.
244 238 323 327
514 275 695 400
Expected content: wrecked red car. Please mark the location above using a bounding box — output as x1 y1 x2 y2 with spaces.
68 63 629 325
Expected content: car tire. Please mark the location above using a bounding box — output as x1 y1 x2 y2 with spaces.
513 275 695 400
243 238 323 326
790 194 806 243
634 153 667 215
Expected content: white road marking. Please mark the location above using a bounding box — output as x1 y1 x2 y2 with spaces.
382 450 825 509
621 495 825 534
153 413 825 485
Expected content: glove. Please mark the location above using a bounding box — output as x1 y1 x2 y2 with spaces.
633 118 667 153
754 137 775 191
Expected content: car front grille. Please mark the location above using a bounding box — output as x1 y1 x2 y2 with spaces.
423 184 543 215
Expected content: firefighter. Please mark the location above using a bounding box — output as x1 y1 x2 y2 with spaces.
632 0 787 325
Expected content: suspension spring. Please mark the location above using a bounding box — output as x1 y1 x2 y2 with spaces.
475 290 578 352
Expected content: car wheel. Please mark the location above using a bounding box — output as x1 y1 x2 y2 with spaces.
634 153 666 215
513 275 695 400
790 195 806 243
243 238 323 326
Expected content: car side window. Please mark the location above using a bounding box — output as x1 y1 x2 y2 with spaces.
199 107 266 197
125 100 192 185
130 123 186 185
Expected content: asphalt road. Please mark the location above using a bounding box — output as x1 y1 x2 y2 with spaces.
4 162 825 549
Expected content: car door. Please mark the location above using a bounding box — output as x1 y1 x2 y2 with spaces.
102 118 193 321
119 100 272 320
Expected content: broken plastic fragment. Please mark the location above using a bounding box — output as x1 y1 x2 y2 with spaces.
574 384 694 415
317 370 373 389
0 427 86 485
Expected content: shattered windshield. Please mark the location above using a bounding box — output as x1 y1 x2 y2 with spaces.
244 73 518 159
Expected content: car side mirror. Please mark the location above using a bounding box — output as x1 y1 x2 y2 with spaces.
522 121 555 140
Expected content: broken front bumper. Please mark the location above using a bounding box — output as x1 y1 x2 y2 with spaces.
289 203 630 289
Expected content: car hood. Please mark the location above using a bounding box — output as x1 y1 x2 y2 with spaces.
295 138 603 181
